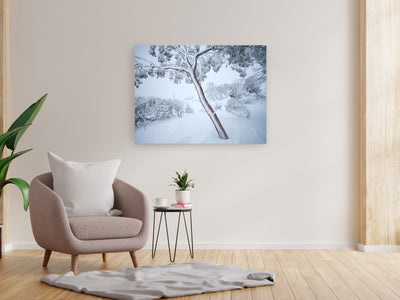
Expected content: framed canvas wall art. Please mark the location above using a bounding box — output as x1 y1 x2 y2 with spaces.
134 45 266 144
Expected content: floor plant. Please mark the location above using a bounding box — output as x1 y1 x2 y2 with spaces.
0 94 47 211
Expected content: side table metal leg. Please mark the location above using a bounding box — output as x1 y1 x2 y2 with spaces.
151 211 155 258
164 211 175 262
152 211 164 258
190 211 194 258
171 212 182 262
183 211 194 258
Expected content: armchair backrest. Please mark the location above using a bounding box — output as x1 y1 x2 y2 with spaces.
32 173 128 209
35 172 54 190
31 173 148 221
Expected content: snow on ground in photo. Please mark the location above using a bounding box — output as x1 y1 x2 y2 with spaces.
135 99 266 144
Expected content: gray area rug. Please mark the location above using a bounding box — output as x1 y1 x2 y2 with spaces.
41 262 275 300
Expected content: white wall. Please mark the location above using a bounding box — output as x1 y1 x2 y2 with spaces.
8 0 359 248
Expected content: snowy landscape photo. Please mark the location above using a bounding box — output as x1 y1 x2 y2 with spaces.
134 45 267 144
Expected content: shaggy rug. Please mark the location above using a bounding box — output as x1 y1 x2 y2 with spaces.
41 262 275 300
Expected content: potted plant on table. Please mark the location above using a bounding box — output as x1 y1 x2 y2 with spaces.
170 170 195 204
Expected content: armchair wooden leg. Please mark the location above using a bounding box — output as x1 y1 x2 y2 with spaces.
71 255 79 274
42 250 52 267
102 253 107 262
129 251 138 268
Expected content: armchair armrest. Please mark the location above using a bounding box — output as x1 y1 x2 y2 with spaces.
113 179 150 238
29 176 77 252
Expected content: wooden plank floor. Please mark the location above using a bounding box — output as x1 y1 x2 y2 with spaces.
1 249 400 299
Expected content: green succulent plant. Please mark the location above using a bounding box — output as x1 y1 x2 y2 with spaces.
170 170 195 191
0 94 47 211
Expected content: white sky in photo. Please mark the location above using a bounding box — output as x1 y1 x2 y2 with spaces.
135 45 245 99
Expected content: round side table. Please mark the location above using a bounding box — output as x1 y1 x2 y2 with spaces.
151 207 194 262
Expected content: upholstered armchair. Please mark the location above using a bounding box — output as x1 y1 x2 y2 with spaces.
29 173 149 274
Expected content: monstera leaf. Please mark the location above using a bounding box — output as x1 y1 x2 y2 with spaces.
0 94 46 211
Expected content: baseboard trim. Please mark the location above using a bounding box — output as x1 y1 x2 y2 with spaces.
357 243 400 252
10 243 41 250
143 243 357 250
7 242 357 251
2 243 12 253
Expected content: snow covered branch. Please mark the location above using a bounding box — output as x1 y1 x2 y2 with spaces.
193 46 214 71
196 46 214 58
137 62 190 75
162 66 191 75
174 46 187 61
186 57 193 69
135 56 155 65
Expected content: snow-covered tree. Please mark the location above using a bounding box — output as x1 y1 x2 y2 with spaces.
226 99 250 119
135 96 192 128
135 45 266 139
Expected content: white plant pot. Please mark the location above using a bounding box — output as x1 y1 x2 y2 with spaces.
175 190 190 204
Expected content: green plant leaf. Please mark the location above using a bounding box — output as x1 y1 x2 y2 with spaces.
0 125 31 156
6 94 47 151
0 178 30 211
182 172 188 184
0 149 32 181
175 171 182 182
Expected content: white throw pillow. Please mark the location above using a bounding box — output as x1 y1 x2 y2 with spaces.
48 152 121 217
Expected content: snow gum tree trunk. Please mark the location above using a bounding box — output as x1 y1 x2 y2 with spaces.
190 72 229 140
